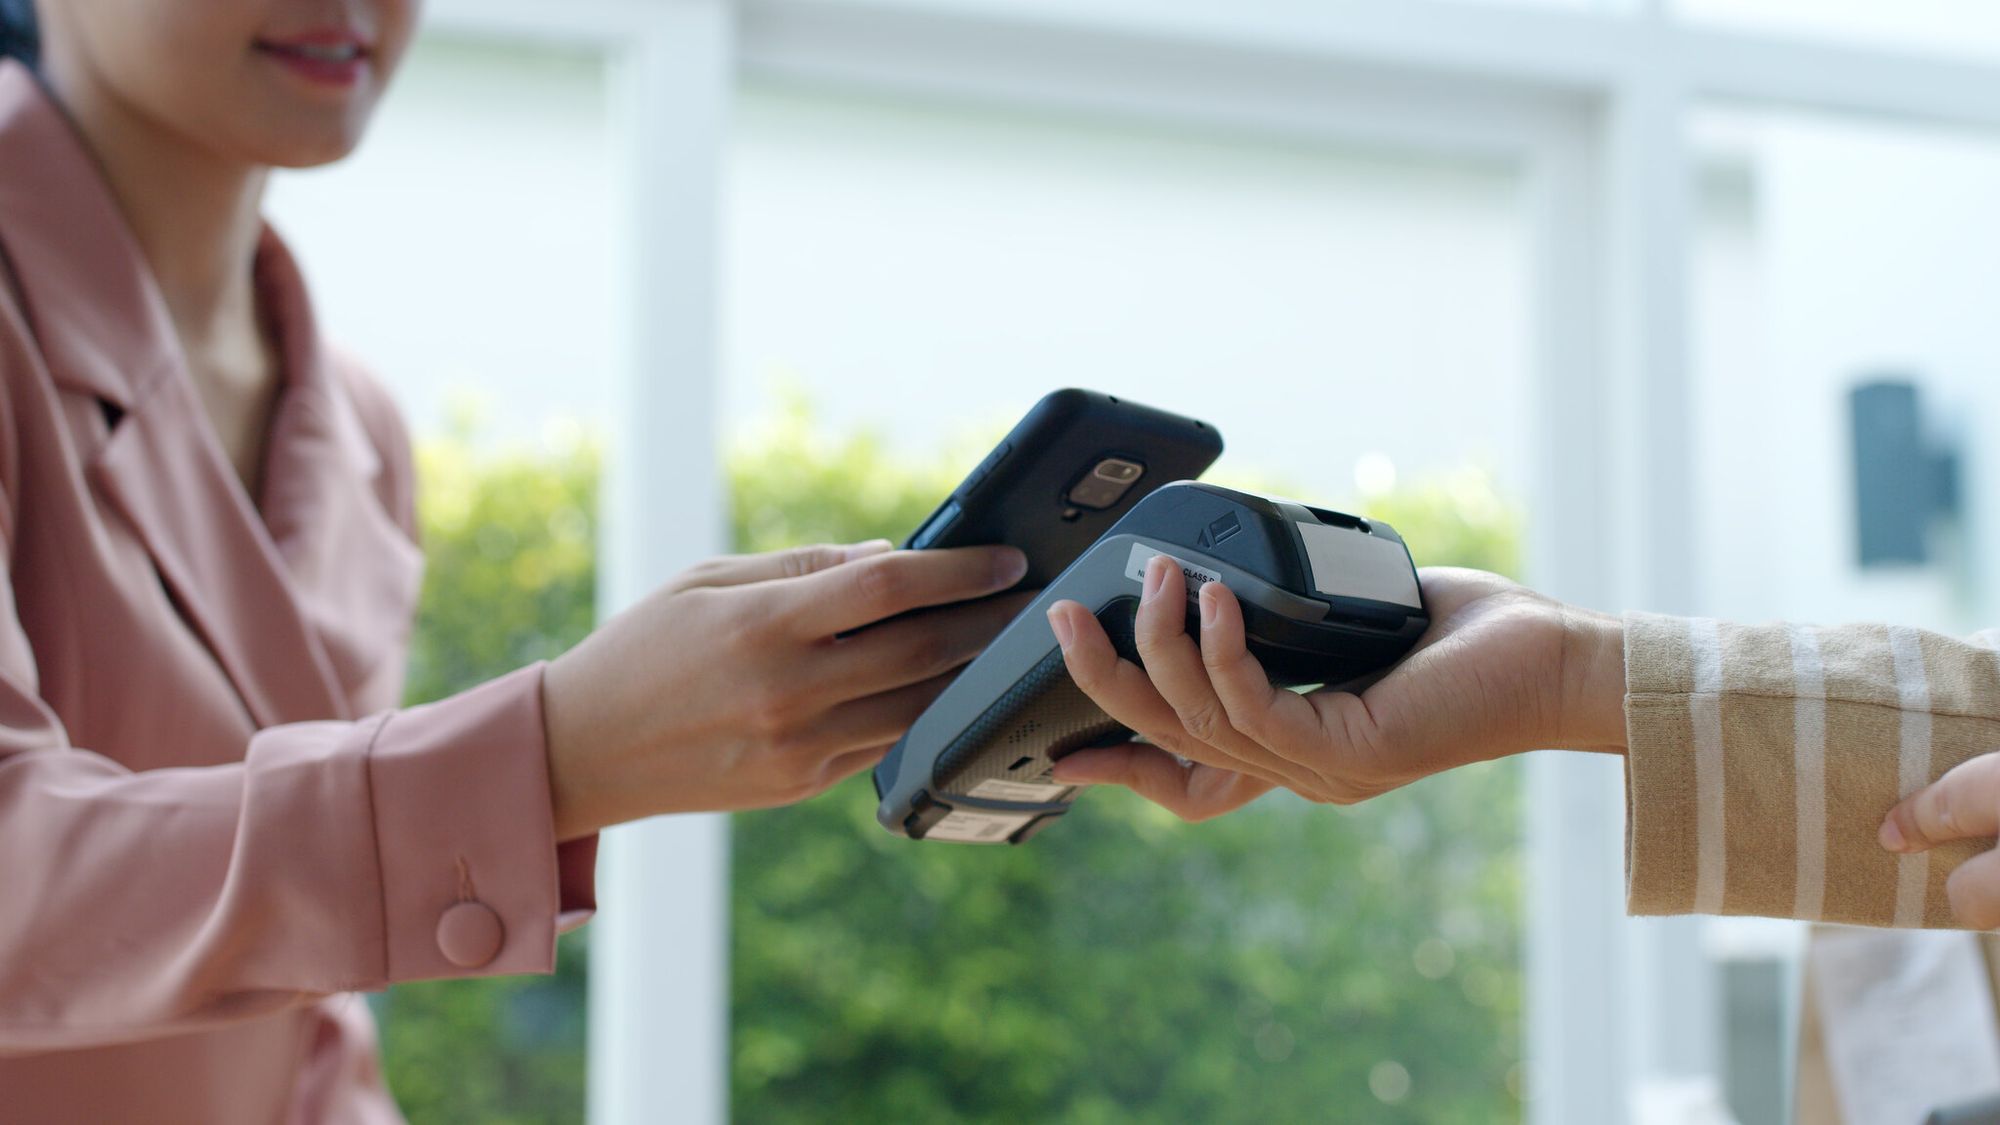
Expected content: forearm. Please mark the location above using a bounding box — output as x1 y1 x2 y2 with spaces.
1620 614 2000 928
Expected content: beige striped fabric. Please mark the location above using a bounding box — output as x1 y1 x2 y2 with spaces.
1624 612 2000 929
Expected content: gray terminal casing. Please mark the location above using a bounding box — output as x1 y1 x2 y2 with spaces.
872 481 1428 844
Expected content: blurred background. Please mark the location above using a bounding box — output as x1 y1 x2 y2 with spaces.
261 0 2000 1121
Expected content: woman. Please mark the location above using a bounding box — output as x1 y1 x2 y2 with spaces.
0 1 1028 1120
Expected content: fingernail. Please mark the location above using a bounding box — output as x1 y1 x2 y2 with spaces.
1879 817 1908 853
843 539 894 561
1143 556 1167 602
1047 606 1075 649
1199 585 1218 629
995 549 1029 588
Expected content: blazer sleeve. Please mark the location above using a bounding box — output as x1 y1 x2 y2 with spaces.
0 322 596 1056
1623 612 2000 929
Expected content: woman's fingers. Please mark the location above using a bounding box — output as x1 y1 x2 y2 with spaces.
1054 743 1274 822
812 743 897 792
1946 848 2000 930
1130 557 1217 736
1128 558 1318 791
1883 753 2000 929
1048 597 1195 754
676 540 892 591
1196 581 1320 751
809 591 1031 697
811 672 966 756
1049 599 1295 790
1882 753 2000 853
788 546 1028 637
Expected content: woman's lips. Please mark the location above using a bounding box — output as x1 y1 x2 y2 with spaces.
254 34 373 89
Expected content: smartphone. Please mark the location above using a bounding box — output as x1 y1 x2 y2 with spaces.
905 389 1224 586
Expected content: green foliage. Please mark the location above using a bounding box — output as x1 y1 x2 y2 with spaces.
377 430 599 1125
726 391 978 555
728 409 1525 1123
403 427 600 705
1359 467 1522 583
379 401 1526 1125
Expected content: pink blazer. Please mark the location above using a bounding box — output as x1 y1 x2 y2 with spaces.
0 62 596 1123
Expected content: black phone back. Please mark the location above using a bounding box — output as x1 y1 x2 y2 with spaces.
905 389 1224 586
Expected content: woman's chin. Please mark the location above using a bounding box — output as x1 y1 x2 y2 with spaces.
236 119 374 169
261 138 367 169
207 75 387 169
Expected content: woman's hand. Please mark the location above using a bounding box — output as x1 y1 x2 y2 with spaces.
541 541 1030 838
1881 756 2000 928
1046 560 1627 820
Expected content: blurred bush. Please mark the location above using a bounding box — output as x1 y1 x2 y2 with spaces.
380 399 1525 1124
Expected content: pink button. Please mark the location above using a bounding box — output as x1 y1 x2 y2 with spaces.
436 901 504 968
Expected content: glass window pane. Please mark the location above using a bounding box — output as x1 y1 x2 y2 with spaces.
1692 107 2000 634
725 86 1534 506
727 82 1534 1122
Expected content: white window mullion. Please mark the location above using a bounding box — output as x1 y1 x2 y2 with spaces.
1522 108 1634 1125
1604 70 1722 1112
589 3 735 1124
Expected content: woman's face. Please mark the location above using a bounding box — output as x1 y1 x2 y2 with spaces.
38 0 420 168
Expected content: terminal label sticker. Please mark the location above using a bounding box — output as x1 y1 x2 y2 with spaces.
923 808 1038 844
968 778 1069 803
1125 544 1223 603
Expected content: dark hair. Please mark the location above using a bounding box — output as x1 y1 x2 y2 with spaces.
0 0 37 69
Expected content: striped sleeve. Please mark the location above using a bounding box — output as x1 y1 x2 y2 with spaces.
1624 612 2000 929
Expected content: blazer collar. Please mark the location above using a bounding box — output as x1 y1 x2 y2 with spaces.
255 230 424 708
0 61 178 411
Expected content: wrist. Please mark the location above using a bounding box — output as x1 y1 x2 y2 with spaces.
542 653 616 841
1557 605 1628 753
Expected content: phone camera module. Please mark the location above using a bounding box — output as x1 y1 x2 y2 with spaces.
1067 457 1145 510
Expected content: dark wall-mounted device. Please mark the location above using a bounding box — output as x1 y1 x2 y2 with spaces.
1850 378 1959 568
